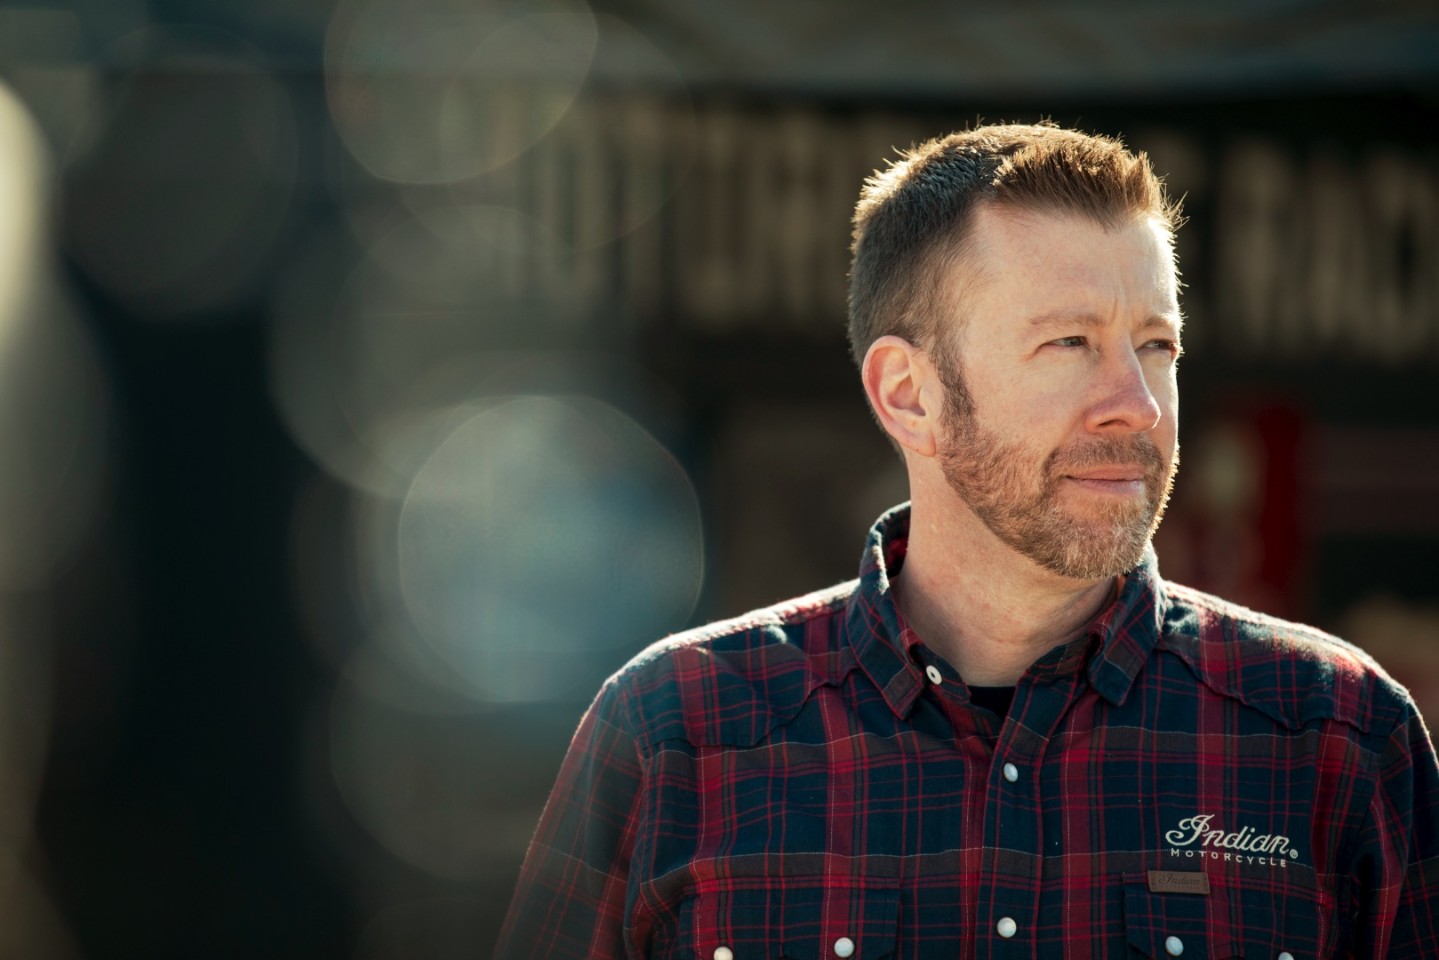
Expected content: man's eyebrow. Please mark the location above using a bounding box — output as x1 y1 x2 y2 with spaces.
1026 311 1182 331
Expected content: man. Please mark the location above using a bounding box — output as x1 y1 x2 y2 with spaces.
495 123 1439 958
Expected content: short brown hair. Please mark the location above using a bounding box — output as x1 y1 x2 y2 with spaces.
847 122 1182 370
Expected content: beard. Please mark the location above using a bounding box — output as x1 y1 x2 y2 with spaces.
937 393 1177 581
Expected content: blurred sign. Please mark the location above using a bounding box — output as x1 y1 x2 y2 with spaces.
436 96 1439 366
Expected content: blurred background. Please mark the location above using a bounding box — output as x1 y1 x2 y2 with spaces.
0 0 1436 956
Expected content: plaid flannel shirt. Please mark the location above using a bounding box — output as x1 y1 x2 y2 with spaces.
496 504 1439 959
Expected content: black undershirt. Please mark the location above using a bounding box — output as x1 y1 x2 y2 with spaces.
968 685 1016 719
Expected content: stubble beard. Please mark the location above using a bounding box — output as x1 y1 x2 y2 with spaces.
937 389 1177 581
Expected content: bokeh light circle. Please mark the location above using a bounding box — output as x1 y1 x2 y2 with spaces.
0 81 110 590
392 395 703 702
450 13 697 252
325 0 598 184
0 82 47 355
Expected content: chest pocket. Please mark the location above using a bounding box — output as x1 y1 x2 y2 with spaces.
1123 873 1333 959
676 879 900 960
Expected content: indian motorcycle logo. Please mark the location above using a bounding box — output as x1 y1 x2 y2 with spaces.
1165 814 1302 869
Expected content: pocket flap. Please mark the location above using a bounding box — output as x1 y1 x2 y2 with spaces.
1123 872 1329 959
1124 879 1215 958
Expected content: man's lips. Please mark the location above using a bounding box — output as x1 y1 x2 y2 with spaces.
1066 466 1146 482
1063 465 1149 494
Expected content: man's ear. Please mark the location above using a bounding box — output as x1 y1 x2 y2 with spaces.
861 335 941 457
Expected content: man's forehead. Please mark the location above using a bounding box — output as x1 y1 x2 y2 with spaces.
967 207 1176 279
969 201 1175 247
939 207 1179 335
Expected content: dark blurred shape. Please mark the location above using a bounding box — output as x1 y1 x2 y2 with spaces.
1311 426 1439 537
0 854 80 960
1153 404 1307 619
64 26 298 320
327 666 554 878
353 897 494 960
578 0 1439 97
268 206 580 496
1339 595 1439 724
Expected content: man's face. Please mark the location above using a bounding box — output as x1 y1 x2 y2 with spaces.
933 205 1181 581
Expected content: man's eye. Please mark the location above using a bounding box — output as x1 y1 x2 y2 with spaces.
1049 336 1087 348
1143 338 1183 357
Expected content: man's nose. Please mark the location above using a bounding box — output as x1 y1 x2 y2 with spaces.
1084 349 1163 434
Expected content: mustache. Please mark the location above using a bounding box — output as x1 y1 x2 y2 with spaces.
1045 435 1170 480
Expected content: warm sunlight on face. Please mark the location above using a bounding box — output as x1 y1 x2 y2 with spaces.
935 204 1182 580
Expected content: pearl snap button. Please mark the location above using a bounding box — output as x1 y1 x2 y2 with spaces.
1165 935 1184 956
713 948 733 960
1002 762 1019 782
833 936 855 957
925 664 942 684
1277 954 1295 960
996 917 1017 939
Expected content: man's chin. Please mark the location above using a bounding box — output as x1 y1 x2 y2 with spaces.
1020 516 1154 581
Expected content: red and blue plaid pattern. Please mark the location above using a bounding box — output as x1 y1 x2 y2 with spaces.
496 504 1439 959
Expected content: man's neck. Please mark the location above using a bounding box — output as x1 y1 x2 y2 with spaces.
892 495 1118 687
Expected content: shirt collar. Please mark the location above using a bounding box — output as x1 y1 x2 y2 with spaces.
844 502 1169 719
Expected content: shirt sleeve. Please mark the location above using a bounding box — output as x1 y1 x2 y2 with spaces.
1352 700 1439 957
494 680 648 960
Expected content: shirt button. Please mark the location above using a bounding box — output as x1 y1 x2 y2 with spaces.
1165 935 1184 956
1277 954 1295 960
996 917 1017 939
713 948 734 960
1002 762 1019 782
833 936 855 958
925 664 942 684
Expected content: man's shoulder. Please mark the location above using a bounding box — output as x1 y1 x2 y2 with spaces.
599 580 861 750
1158 580 1412 736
